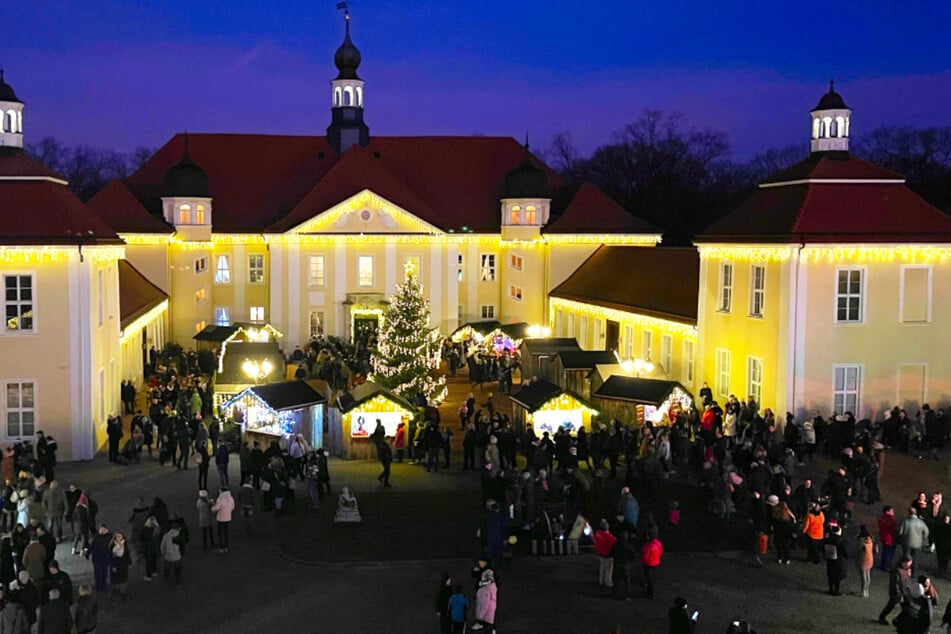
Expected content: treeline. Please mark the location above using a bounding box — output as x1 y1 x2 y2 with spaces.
26 138 154 202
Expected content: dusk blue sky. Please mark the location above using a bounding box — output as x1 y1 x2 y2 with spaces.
3 1 950 159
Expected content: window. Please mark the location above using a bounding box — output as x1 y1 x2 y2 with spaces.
358 255 374 287
249 306 265 322
641 330 652 361
215 255 231 284
214 307 230 326
525 205 537 224
3 275 34 332
195 320 206 333
749 264 765 317
178 204 191 224
195 288 207 304
509 285 523 301
404 255 421 279
4 381 34 438
833 365 861 415
566 313 575 338
509 205 520 224
457 254 464 282
248 255 265 284
716 348 731 398
835 268 863 322
683 340 695 383
661 334 672 373
195 204 206 224
195 257 208 274
718 263 733 312
97 270 103 327
901 266 931 323
747 356 763 406
480 254 496 281
509 254 523 271
623 325 633 359
308 255 326 287
480 305 495 319
308 310 325 339
578 316 589 348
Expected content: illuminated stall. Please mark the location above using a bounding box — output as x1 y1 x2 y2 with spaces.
222 380 328 449
510 379 598 435
335 381 417 459
592 375 694 427
204 323 287 406
451 321 528 355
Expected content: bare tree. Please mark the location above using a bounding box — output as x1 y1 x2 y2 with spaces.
25 137 155 201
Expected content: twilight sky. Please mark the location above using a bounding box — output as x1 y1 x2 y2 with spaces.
3 1 950 159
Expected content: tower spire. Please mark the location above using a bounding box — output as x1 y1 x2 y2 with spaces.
328 1 368 153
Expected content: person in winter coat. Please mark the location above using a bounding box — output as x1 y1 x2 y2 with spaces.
160 526 183 585
899 507 930 569
895 576 935 634
641 530 664 599
617 487 639 529
935 513 951 576
36 587 71 634
42 561 72 607
41 482 66 543
856 525 875 598
71 495 91 556
211 489 235 553
472 569 497 631
481 501 508 563
21 536 46 589
668 596 697 634
89 526 112 593
109 531 132 599
74 584 97 634
802 502 825 563
393 423 407 463
0 538 14 587
611 530 633 600
140 516 159 581
447 585 469 634
593 519 617 588
0 587 29 634
770 500 796 565
879 505 899 572
879 556 914 625
196 491 215 550
435 572 453 634
824 519 848 595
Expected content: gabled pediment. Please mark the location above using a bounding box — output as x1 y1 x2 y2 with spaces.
286 189 445 235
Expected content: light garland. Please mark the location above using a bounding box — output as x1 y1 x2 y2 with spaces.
119 299 168 343
532 392 598 416
119 233 174 245
545 234 661 246
549 297 697 339
348 392 415 417
289 189 444 235
0 245 125 265
802 245 951 264
697 245 796 263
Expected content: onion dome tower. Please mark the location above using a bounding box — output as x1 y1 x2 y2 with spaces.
500 141 551 229
327 7 369 154
0 69 25 156
162 135 212 231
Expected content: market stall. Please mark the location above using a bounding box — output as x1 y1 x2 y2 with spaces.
452 321 529 355
335 381 417 459
592 375 694 427
221 379 329 449
213 341 287 407
519 337 581 384
510 379 598 435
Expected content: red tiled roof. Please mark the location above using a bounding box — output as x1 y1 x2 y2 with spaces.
699 154 951 244
0 153 66 181
0 180 121 245
87 181 173 234
118 259 168 330
545 182 660 235
550 246 699 324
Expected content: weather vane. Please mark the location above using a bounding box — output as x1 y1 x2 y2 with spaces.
337 1 350 20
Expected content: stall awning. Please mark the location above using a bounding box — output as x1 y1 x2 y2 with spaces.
593 376 693 406
557 350 618 371
194 325 240 342
510 379 596 414
336 381 416 414
521 338 581 357
243 380 327 411
118 260 168 331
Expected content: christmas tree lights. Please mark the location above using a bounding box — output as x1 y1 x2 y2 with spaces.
371 261 447 405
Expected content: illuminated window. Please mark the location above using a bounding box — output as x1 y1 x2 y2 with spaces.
525 205 537 224
248 255 265 284
195 288 207 304
358 256 374 287
509 285 523 301
309 310 324 339
510 254 523 271
833 365 861 415
749 264 765 317
404 255 421 279
215 255 231 284
178 204 191 224
3 275 34 333
747 356 763 406
716 348 731 398
457 254 464 282
308 255 326 287
480 254 496 281
661 334 672 373
214 307 230 326
195 204 206 224
718 263 733 313
683 340 695 383
195 320 206 333
835 268 863 323
812 117 820 139
5 381 35 437
623 325 633 359
480 305 495 319
195 257 208 274
641 330 652 361
249 306 264 322
509 205 521 224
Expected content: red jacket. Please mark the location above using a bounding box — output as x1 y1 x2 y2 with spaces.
593 530 617 558
641 538 663 567
700 409 715 431
394 427 406 449
878 513 897 546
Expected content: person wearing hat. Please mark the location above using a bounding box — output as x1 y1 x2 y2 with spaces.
823 518 848 595
668 596 697 634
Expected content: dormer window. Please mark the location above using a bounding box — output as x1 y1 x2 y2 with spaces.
195 204 206 224
525 205 537 224
178 204 191 224
509 205 521 225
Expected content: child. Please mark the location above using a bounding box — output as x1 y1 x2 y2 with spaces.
447 584 469 634
668 500 680 526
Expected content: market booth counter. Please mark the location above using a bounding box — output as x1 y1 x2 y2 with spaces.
510 379 598 436
592 375 694 427
222 379 329 450
335 381 417 460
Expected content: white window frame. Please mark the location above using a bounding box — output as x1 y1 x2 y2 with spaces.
578 315 589 348
641 330 653 361
457 254 464 282
509 254 523 271
195 256 208 274
4 380 36 439
248 254 265 285
749 264 765 317
715 347 731 398
718 263 733 313
661 334 673 374
900 265 933 324
214 255 231 285
3 274 36 334
509 285 523 302
832 364 862 415
623 325 633 359
480 254 496 282
747 356 763 407
308 310 325 339
214 306 230 326
358 255 374 287
308 255 326 288
480 305 495 320
249 306 265 323
834 267 865 324
683 339 695 384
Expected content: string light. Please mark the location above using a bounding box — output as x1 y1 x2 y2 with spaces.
290 189 444 235
802 245 951 264
697 246 795 263
119 299 168 343
549 297 697 339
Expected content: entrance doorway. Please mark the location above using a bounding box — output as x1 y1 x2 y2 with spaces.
605 320 620 353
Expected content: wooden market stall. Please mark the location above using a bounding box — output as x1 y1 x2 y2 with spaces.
518 338 581 384
510 379 598 436
592 375 694 427
213 341 287 406
553 350 619 400
221 379 329 449
335 381 417 460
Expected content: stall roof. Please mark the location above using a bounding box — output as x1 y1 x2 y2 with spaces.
557 350 618 371
521 338 581 356
216 341 286 385
337 381 416 414
593 376 692 406
451 320 503 338
243 380 327 411
194 325 240 342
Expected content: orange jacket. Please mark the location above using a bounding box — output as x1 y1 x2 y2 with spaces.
803 511 825 540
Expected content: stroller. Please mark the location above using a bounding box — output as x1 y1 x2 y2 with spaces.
118 432 144 465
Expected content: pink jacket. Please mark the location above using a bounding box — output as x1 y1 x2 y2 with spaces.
476 581 497 624
212 491 235 522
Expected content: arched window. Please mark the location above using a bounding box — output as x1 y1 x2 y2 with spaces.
4 111 13 133
835 116 846 138
195 204 206 224
525 205 537 224
16 111 21 133
178 204 191 225
333 87 342 107
843 117 850 137
343 86 353 106
812 117 821 139
509 205 520 224
822 117 832 137
355 85 363 107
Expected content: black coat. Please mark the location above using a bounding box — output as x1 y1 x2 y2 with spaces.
668 606 696 634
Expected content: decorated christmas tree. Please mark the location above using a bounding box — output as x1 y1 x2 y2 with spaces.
371 261 447 405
